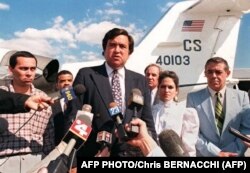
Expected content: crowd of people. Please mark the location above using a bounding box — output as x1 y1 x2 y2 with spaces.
1 28 250 173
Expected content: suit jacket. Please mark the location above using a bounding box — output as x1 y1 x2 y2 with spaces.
0 89 29 113
52 99 80 145
73 63 157 156
186 87 250 156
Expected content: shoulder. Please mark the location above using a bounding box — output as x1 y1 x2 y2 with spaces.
228 87 247 95
33 87 49 97
183 107 199 123
78 65 103 73
126 69 146 82
187 88 207 98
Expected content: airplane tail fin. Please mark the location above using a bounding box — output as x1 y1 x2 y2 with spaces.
126 0 250 100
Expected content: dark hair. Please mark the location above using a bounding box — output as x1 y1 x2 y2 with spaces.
56 70 73 82
9 51 37 68
205 57 229 71
102 28 134 55
159 70 179 90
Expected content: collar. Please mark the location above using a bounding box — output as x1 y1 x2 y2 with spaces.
208 86 226 97
105 62 125 78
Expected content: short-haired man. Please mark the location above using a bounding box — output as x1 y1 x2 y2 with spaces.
0 51 54 173
144 64 161 106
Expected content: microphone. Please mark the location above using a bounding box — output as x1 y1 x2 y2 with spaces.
95 121 113 157
158 129 185 157
0 117 8 134
128 88 144 114
127 88 144 137
27 105 93 173
108 102 128 141
53 84 86 103
75 104 93 125
46 113 93 173
62 104 93 150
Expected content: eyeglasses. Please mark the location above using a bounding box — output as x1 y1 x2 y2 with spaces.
205 70 224 75
160 85 175 89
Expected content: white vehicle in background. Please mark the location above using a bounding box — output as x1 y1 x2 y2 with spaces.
61 0 250 101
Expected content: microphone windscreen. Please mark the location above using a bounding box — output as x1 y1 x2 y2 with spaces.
132 88 142 96
0 117 8 134
158 129 185 157
74 84 86 96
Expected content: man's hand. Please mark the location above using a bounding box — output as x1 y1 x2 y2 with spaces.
125 118 158 156
219 151 238 157
24 95 54 111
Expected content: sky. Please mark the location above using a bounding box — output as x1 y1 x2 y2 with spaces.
0 0 250 69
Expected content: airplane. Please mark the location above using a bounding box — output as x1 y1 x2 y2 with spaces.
0 0 250 101
61 0 250 101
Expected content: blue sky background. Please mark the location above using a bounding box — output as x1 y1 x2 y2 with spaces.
0 0 249 68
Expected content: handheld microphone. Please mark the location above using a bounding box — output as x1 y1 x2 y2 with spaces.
158 129 185 157
108 102 128 141
127 88 144 137
0 117 8 134
128 88 144 114
75 104 93 125
229 127 250 143
46 113 93 173
53 84 86 103
27 105 93 173
62 105 93 150
95 121 113 157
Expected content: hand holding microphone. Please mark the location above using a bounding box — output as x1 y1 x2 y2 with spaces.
53 84 86 103
46 104 93 173
24 95 54 111
27 104 93 173
158 129 185 157
95 121 113 157
125 118 159 156
127 88 144 138
108 102 128 141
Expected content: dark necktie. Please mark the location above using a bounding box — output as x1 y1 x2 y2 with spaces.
111 70 122 110
215 92 224 134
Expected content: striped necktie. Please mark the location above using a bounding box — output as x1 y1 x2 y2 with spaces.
215 92 224 134
111 70 122 110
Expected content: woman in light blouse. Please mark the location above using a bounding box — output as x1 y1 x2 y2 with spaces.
152 70 199 156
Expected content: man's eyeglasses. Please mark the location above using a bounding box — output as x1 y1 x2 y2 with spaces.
205 70 224 75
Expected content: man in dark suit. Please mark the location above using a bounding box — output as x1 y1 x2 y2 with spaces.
74 28 157 157
51 70 80 173
52 70 80 145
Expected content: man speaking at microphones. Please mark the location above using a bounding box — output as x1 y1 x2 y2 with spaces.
73 28 156 158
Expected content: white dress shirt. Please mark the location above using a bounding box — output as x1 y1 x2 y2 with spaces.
152 100 199 156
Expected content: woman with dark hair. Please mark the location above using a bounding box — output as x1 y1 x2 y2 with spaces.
152 70 199 156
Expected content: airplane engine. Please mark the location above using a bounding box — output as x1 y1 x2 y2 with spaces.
0 48 59 95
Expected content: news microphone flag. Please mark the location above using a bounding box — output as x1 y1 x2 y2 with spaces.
60 86 76 103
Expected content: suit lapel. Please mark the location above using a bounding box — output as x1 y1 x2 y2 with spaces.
52 101 63 115
90 64 114 108
222 88 236 133
123 69 138 123
200 88 219 134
